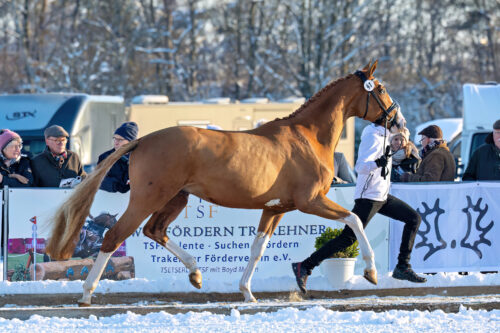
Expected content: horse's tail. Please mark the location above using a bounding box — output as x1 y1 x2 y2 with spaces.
45 140 140 260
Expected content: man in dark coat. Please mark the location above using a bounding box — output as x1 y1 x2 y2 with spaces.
462 119 500 181
98 122 138 193
400 125 456 182
31 125 86 187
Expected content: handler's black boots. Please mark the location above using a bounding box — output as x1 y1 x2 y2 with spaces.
392 265 427 283
292 262 311 293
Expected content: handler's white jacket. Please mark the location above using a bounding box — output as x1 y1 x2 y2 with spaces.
354 124 392 201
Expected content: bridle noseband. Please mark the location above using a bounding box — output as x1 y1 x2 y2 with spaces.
355 70 399 124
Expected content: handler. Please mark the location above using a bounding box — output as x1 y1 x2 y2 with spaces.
292 111 427 294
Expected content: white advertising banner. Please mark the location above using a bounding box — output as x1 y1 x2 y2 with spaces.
389 182 500 272
5 186 389 286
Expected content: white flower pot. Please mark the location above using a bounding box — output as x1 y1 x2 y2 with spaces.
320 258 357 289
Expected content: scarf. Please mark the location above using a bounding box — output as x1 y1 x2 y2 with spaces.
51 150 68 167
421 139 446 158
391 149 407 165
0 152 21 166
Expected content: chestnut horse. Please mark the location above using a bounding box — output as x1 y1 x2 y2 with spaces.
46 61 401 305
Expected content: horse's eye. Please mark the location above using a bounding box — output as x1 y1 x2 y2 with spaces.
379 87 386 94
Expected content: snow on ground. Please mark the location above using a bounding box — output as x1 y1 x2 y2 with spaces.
1 268 499 295
1 261 499 331
0 306 498 332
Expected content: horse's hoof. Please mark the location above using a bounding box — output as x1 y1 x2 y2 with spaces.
77 300 91 307
364 269 378 285
244 296 257 303
189 270 202 289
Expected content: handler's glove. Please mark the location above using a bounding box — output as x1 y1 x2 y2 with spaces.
375 155 388 168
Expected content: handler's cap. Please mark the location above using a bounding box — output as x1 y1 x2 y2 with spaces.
44 125 69 138
418 125 442 139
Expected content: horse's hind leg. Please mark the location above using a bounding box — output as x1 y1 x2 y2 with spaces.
297 194 377 285
78 204 156 306
142 191 202 289
239 209 284 302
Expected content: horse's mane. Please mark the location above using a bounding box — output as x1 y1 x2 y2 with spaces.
273 73 355 122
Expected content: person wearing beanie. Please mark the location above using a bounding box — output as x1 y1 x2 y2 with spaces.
0 129 33 187
400 124 455 182
97 122 139 193
31 124 86 187
463 119 500 181
390 128 421 182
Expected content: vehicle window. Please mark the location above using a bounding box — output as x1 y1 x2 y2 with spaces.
22 139 46 158
470 132 489 159
451 140 461 159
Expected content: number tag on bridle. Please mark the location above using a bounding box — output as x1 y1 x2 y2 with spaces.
363 80 375 92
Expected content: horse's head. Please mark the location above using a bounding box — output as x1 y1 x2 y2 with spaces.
352 60 406 133
93 212 118 229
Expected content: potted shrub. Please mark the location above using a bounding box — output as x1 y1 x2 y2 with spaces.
316 227 359 289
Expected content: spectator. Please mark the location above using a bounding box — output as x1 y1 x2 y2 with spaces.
31 125 86 187
332 152 356 184
400 125 455 182
462 119 500 181
0 129 33 187
390 129 421 182
98 122 138 193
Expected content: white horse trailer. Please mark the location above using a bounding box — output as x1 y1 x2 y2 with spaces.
0 93 126 171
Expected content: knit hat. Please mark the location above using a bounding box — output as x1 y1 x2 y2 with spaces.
494 119 500 130
44 125 69 138
114 122 138 142
392 128 410 143
418 125 443 139
0 129 22 151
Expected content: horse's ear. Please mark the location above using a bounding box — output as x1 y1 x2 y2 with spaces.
362 60 372 71
369 59 378 77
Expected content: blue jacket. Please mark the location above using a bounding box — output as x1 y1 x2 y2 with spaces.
98 149 130 193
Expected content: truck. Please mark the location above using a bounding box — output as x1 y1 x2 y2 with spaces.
460 83 499 171
0 93 126 171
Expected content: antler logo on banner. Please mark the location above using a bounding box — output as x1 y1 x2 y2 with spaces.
415 197 493 260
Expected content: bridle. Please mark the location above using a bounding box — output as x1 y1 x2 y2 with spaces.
355 70 400 179
355 70 399 125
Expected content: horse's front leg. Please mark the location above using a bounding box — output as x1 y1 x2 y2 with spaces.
338 213 377 284
297 194 377 285
239 210 283 302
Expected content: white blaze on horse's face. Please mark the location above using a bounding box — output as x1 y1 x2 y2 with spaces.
390 107 406 134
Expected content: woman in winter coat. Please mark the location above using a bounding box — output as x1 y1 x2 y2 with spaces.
0 129 33 187
390 129 421 182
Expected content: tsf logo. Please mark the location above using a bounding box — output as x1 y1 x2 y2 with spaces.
5 110 37 120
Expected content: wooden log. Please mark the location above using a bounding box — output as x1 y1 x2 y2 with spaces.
29 256 135 281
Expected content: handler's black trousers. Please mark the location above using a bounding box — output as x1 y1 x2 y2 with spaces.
302 194 421 271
